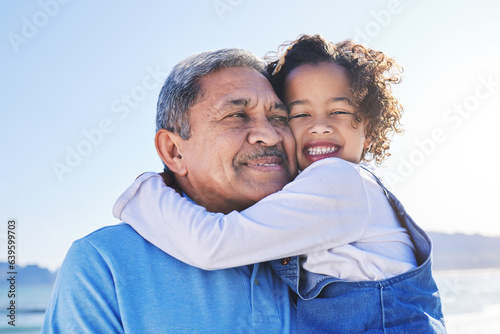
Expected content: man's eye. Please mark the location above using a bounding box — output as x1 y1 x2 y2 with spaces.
331 111 351 116
270 115 289 123
269 115 288 126
226 112 246 118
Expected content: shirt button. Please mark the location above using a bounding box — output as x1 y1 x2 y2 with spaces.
281 257 290 265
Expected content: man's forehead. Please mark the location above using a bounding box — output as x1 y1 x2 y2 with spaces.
201 67 269 88
199 68 282 106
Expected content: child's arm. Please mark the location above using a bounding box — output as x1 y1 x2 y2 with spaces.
113 158 370 270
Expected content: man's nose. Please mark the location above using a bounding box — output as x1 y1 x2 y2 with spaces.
247 119 283 146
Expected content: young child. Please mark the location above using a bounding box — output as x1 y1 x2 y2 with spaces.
114 35 446 333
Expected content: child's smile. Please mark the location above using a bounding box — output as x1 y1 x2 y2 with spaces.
284 62 369 170
303 140 341 162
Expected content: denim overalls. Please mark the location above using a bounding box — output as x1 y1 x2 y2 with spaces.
271 166 447 333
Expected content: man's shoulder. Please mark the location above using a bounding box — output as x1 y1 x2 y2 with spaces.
68 223 167 267
74 223 143 249
58 222 205 290
79 222 139 241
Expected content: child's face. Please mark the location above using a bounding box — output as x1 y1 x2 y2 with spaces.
284 62 369 170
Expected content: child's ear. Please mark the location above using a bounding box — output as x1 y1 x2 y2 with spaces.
155 129 187 176
361 133 372 160
363 137 371 149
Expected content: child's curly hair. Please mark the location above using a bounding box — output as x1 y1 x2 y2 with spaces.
266 34 404 165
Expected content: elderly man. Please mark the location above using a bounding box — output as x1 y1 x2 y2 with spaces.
42 49 298 333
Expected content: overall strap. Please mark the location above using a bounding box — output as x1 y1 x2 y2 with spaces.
359 165 406 219
359 164 432 265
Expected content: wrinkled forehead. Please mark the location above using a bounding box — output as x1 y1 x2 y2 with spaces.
199 67 283 110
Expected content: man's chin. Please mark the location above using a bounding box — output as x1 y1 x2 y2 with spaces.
244 179 289 200
240 164 292 181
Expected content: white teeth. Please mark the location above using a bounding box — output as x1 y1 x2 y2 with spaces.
307 146 338 156
257 163 278 166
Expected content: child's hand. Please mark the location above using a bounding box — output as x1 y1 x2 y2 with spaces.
159 171 182 195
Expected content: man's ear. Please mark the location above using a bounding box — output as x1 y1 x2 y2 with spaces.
155 129 188 176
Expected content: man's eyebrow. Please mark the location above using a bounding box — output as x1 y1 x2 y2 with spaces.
273 102 288 112
229 98 249 106
218 99 287 113
218 98 249 111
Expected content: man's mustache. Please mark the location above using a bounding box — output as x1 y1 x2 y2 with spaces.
237 146 288 164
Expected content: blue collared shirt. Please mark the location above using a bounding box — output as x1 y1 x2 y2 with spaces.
42 224 296 333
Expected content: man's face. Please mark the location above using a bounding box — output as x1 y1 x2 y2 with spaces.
178 67 297 213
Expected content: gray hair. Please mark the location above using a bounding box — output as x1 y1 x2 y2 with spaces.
156 48 268 139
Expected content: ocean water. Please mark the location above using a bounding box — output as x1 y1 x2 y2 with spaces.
0 284 53 334
1 269 499 333
434 268 500 334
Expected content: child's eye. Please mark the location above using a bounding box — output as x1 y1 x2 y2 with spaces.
331 111 351 115
289 113 309 119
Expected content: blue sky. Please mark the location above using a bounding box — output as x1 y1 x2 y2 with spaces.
1 0 499 271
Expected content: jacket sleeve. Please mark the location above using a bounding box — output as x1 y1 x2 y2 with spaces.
113 159 370 270
41 239 123 333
